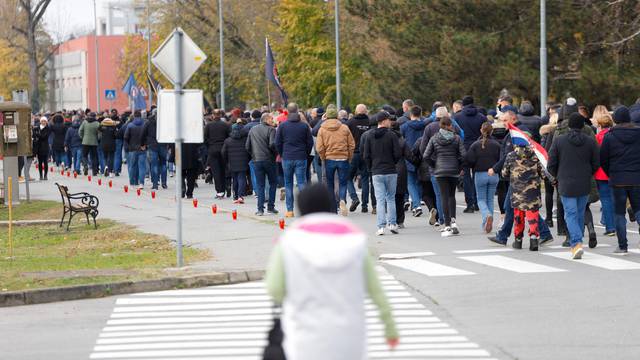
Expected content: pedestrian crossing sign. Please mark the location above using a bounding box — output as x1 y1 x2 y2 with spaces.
105 89 116 100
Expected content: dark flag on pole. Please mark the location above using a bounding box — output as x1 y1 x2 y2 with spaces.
265 38 288 104
145 71 162 96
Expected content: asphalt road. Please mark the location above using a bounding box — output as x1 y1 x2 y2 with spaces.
2 169 640 360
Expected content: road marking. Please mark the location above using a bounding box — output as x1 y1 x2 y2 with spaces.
459 255 567 273
543 251 640 270
378 251 435 260
453 248 514 254
547 244 611 249
383 258 475 277
369 349 492 358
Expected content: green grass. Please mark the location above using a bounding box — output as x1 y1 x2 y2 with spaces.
0 206 210 291
0 200 61 221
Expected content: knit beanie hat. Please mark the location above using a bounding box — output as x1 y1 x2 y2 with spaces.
613 106 631 124
462 96 474 106
568 113 584 129
325 104 338 119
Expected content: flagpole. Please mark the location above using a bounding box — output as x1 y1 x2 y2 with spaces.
265 38 271 112
267 80 272 112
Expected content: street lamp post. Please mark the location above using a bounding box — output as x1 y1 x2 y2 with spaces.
147 0 153 106
540 0 547 117
334 0 341 110
218 0 225 110
93 0 100 112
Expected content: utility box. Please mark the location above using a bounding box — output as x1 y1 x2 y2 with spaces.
0 101 32 205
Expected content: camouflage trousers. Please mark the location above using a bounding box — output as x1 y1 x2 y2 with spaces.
514 208 540 239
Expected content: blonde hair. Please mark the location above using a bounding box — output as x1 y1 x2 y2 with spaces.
548 113 559 126
591 105 612 128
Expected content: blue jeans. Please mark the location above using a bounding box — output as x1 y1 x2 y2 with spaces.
407 169 422 209
561 195 589 247
282 159 307 212
148 146 168 188
475 171 499 227
497 186 552 242
347 152 369 208
253 160 277 212
313 155 323 183
248 160 258 194
373 174 398 228
127 151 146 186
71 146 82 173
431 175 444 224
114 139 123 174
463 166 477 208
612 185 640 250
232 171 247 199
325 159 350 213
596 180 615 233
97 146 105 173
53 150 66 167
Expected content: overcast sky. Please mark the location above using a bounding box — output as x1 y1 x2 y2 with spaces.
44 0 100 40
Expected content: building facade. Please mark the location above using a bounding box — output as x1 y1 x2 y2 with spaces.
97 0 147 37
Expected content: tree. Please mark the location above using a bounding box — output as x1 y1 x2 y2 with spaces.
0 40 30 100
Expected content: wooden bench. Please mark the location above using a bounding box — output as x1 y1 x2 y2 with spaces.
55 183 100 231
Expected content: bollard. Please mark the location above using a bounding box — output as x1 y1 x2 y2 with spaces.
279 218 285 230
193 198 198 208
124 185 129 193
151 191 156 199
7 176 13 259
232 209 238 220
211 204 217 214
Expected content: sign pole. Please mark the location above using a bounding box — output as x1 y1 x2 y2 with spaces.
174 29 184 267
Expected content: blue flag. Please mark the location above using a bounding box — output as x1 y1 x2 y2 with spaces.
265 38 288 104
122 72 137 97
131 86 147 110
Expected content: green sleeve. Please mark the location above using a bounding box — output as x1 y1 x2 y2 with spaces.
265 243 286 304
365 254 398 339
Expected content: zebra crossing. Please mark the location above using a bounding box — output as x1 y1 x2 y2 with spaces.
381 246 640 277
90 268 496 360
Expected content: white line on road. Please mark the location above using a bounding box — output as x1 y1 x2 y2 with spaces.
453 248 514 254
383 258 475 277
543 251 640 270
369 349 492 358
459 255 567 273
378 252 436 260
547 244 611 249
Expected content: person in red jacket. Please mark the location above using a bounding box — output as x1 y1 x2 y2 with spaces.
593 107 616 236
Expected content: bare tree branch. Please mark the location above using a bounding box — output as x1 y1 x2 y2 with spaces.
37 43 59 69
32 0 52 26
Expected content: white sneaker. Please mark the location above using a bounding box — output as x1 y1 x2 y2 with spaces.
376 227 385 236
388 224 399 234
441 227 454 237
451 218 460 235
339 200 348 216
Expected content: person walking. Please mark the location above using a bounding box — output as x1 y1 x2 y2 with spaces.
517 101 543 143
600 106 640 255
222 123 251 203
123 111 147 188
400 105 428 217
424 116 466 237
78 112 100 176
246 113 279 216
34 117 51 180
592 108 616 237
363 111 402 235
64 116 83 175
316 105 356 215
548 113 600 258
466 122 501 233
276 104 314 218
98 116 117 177
142 109 168 190
265 183 398 360
114 110 129 176
204 110 231 199
346 104 372 213
502 140 544 251
49 114 68 169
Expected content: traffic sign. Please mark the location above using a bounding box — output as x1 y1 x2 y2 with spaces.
105 89 116 100
151 27 207 85
157 89 203 143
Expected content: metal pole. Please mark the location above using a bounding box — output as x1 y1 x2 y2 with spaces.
175 29 184 267
93 0 100 112
540 0 547 117
218 0 225 110
334 0 341 110
147 0 153 106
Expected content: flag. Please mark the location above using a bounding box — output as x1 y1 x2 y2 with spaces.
145 71 162 96
132 85 147 110
507 123 548 169
265 38 288 104
122 72 137 97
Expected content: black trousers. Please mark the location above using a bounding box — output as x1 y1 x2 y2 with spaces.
182 168 198 198
83 145 99 175
556 189 567 234
497 180 509 215
395 193 405 225
420 180 436 211
207 150 226 194
103 150 115 174
37 153 49 178
437 177 458 227
544 179 555 222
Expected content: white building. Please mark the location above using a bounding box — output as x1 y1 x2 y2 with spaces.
97 0 147 36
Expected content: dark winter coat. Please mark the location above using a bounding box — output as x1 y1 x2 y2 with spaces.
517 103 543 143
50 117 67 152
547 129 599 197
420 119 463 155
346 113 371 152
124 118 146 152
204 119 231 153
246 122 277 162
141 116 159 150
465 138 502 172
275 113 313 161
64 120 82 149
362 127 401 176
400 119 428 172
222 126 251 172
502 146 543 210
34 125 51 156
454 105 487 148
98 119 117 152
600 124 640 186
492 121 530 175
424 130 465 178
412 136 431 182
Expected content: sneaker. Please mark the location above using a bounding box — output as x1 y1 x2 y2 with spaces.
389 224 399 234
428 208 438 226
162 184 168 189
485 216 493 234
403 201 411 212
376 227 385 236
285 211 294 218
512 238 523 249
571 244 584 260
267 208 279 215
441 227 454 237
529 237 539 251
361 207 369 214
546 219 554 228
562 238 571 247
603 230 616 237
588 233 597 249
540 234 554 246
473 204 480 212
215 192 225 200
397 223 405 229
371 207 377 215
463 207 474 214
420 201 426 207
255 211 264 216
628 207 636 222
488 235 507 246
349 199 360 212
412 207 423 217
612 247 628 256
557 228 567 237
339 200 348 216
451 218 459 235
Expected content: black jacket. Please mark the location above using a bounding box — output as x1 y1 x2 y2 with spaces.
424 130 465 178
142 116 159 149
124 118 146 152
204 119 231 153
50 119 67 152
346 113 371 152
548 129 599 197
517 103 543 143
466 138 501 172
222 127 250 172
362 127 401 175
34 126 51 156
454 105 487 148
98 120 117 152
600 124 640 186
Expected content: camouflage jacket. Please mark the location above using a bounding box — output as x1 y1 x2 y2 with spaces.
502 146 543 210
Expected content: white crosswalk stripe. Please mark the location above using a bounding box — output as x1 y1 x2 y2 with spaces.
90 270 494 360
543 250 640 270
382 258 476 277
459 255 567 273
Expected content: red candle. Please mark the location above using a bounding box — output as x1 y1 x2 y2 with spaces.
66 171 70 177
88 175 92 182
108 180 112 188
232 210 238 220
124 185 129 193
136 188 141 196
97 179 102 186
50 166 54 172
73 171 78 178
279 218 285 230
211 204 217 214
60 169 64 175
151 191 156 199
193 198 198 208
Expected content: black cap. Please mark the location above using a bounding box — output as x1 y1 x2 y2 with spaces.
251 110 261 119
568 113 584 129
613 106 631 124
462 96 474 106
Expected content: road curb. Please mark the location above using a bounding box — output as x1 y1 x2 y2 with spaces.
0 270 265 307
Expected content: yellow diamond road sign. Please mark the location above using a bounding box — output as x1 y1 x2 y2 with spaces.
152 27 207 85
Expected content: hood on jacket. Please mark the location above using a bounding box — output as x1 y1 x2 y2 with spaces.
132 118 144 126
101 118 115 126
540 123 557 135
519 102 535 116
462 105 478 116
71 119 82 128
374 127 389 139
406 119 427 131
86 116 96 123
287 113 301 123
567 129 586 146
610 125 640 145
435 129 455 145
353 113 369 122
230 124 244 139
321 118 342 132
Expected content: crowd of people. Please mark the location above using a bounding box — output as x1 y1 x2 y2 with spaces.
26 93 640 259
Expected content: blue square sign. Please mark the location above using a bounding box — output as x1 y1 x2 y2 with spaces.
105 89 116 100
